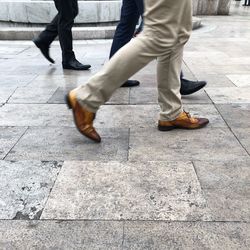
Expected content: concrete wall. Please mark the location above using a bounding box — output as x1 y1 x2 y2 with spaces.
193 0 232 15
0 0 232 26
0 0 122 25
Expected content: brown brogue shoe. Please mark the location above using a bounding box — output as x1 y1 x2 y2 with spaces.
65 90 101 143
158 111 209 131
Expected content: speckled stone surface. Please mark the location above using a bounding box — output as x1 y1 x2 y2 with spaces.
0 2 250 248
41 161 210 220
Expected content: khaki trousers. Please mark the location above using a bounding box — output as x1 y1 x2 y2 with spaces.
76 0 192 121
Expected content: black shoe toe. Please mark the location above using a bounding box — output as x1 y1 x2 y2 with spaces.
180 79 207 95
33 39 55 64
121 80 140 88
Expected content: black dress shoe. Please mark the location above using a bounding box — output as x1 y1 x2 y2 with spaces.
180 78 207 96
121 80 140 87
63 58 91 70
33 38 55 64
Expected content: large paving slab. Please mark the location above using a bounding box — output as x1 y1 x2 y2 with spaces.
0 86 17 103
41 161 209 220
0 161 62 219
48 86 130 105
123 221 250 250
129 128 249 161
0 103 226 129
0 104 72 127
216 103 250 128
231 128 250 155
6 127 129 161
205 87 250 103
130 87 212 104
194 160 250 221
0 221 123 250
226 74 250 87
0 74 37 88
96 104 226 129
8 86 58 104
195 74 236 88
0 127 27 160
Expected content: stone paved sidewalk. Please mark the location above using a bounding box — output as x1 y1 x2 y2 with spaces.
0 3 250 250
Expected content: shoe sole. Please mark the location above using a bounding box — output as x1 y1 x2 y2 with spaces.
63 65 91 71
158 122 209 131
65 93 100 143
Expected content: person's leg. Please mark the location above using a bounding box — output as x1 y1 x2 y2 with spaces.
37 15 59 46
76 0 191 110
109 0 141 58
33 15 59 63
67 0 209 142
54 0 90 70
54 0 76 62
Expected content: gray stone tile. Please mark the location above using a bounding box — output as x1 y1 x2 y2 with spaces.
0 75 37 88
0 221 123 250
96 104 226 129
216 104 250 128
42 161 209 220
130 88 211 104
0 160 62 219
0 87 17 103
227 74 250 87
8 86 58 104
123 221 250 250
129 128 248 161
194 160 250 221
231 128 250 155
197 74 236 88
6 127 129 161
181 90 212 104
0 104 72 127
205 87 250 103
48 86 129 105
0 127 27 160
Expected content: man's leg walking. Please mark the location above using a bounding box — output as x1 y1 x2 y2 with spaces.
109 0 143 58
66 0 209 142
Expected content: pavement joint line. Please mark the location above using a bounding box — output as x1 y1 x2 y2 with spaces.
191 161 204 192
126 128 130 161
213 103 250 157
182 60 198 81
2 126 29 160
24 74 39 87
0 219 249 223
46 86 60 104
121 221 125 250
5 86 18 104
39 161 64 220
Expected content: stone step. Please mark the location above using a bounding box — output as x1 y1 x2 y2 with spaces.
0 18 202 40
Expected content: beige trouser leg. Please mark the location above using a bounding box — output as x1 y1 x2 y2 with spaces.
76 0 192 121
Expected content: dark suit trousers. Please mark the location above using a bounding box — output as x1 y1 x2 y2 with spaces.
109 0 184 80
109 0 144 58
38 0 78 62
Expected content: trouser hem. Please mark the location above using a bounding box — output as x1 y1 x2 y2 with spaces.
159 107 183 121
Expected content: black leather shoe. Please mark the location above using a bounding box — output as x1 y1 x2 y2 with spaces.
121 80 140 87
33 38 55 64
180 78 207 95
63 59 91 70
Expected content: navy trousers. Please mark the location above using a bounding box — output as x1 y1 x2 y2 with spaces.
109 0 184 79
109 0 144 58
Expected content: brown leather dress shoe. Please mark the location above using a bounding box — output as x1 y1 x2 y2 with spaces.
65 90 101 143
158 111 209 131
